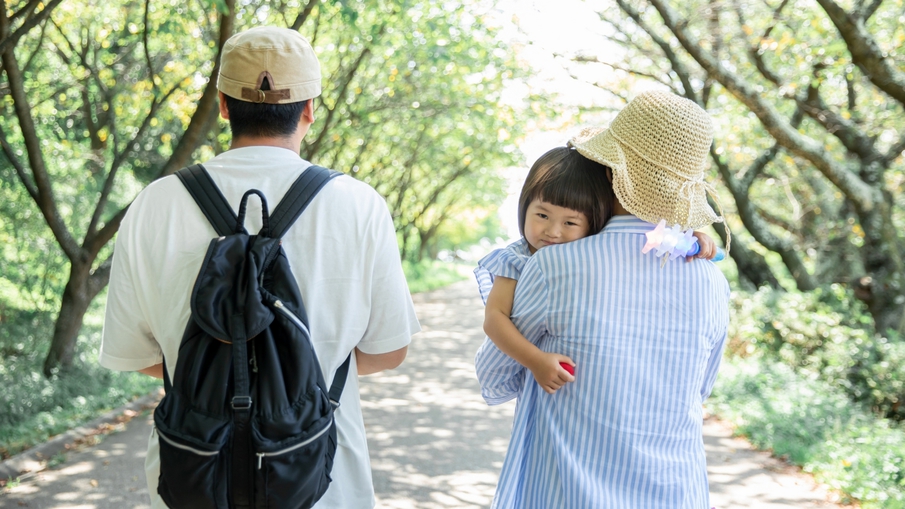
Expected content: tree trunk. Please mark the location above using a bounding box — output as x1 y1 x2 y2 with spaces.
42 262 91 376
854 202 905 335
34 0 236 376
711 222 781 291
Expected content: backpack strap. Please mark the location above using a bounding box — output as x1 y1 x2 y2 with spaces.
175 164 240 236
328 354 352 408
269 165 342 239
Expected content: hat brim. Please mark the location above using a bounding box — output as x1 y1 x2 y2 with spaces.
571 127 720 230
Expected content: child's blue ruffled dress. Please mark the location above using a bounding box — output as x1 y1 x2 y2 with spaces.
473 238 531 305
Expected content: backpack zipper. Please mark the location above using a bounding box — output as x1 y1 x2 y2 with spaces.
255 417 333 469
272 300 311 337
250 340 258 373
157 428 220 457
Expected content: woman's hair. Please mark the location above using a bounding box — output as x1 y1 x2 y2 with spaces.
224 78 308 139
517 146 615 238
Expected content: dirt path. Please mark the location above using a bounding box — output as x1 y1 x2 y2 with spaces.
1 280 849 508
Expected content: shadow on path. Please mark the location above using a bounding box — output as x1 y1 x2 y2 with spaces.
363 280 852 509
1 280 852 508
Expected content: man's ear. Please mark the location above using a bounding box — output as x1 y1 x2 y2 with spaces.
302 99 315 124
218 91 230 120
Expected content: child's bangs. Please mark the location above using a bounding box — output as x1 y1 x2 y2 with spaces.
537 171 597 218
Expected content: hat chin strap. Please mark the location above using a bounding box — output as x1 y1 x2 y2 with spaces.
678 178 731 253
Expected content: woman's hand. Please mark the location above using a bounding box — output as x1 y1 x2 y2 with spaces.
527 352 576 394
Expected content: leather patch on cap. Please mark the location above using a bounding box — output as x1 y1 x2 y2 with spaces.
240 71 291 103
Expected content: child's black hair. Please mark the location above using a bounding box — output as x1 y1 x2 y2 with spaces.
517 146 615 238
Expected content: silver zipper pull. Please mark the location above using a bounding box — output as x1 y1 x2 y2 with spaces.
257 453 264 469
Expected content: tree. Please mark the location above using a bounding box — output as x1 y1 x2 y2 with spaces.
292 0 522 261
1 0 236 375
571 0 905 333
1 0 526 375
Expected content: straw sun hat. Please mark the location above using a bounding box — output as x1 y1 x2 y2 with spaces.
568 90 727 242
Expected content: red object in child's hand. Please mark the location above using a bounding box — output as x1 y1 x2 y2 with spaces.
560 362 575 376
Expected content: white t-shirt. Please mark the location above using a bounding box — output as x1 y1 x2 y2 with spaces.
100 146 421 508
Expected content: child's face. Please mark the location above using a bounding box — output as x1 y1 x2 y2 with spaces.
524 199 590 254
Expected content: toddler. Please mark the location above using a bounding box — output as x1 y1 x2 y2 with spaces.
475 146 716 394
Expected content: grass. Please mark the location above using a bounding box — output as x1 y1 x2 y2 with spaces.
402 258 470 294
0 299 160 462
707 356 905 508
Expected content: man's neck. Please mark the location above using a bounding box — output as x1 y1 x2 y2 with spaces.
230 135 301 153
612 198 631 216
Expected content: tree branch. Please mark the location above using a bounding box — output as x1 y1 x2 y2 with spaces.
89 207 129 263
0 122 39 200
798 82 878 162
154 0 236 178
11 0 44 22
710 144 817 289
815 0 905 106
647 0 879 213
84 81 182 252
143 0 159 98
305 23 386 158
572 54 676 91
735 0 789 86
291 0 321 30
0 0 64 56
0 5 81 261
612 0 699 102
859 0 884 21
884 134 905 167
87 254 114 301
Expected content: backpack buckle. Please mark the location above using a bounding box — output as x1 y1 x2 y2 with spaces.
231 396 253 410
330 399 341 409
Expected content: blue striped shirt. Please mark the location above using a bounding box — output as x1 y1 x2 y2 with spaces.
474 215 730 508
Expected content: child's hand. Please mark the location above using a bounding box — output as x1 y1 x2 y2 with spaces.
688 230 717 261
527 352 576 394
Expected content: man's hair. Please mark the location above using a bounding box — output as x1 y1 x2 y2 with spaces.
224 78 308 139
517 146 615 238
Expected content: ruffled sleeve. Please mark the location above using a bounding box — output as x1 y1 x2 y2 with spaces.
474 336 525 405
473 238 531 305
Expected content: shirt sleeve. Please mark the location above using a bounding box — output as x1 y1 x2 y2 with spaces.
700 280 731 400
473 241 530 305
509 256 549 345
474 337 526 405
473 255 549 405
99 205 163 371
357 193 421 355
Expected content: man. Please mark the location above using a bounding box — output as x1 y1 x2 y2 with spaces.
100 26 421 508
475 90 730 508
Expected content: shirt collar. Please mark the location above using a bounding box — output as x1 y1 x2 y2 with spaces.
210 146 306 165
602 215 657 235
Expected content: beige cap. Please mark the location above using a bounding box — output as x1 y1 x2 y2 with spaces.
568 90 726 235
218 26 321 104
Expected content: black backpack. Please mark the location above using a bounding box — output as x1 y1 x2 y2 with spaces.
153 164 349 509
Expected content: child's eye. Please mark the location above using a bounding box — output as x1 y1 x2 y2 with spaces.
537 213 548 219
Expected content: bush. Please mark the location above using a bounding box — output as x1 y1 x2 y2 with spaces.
402 259 469 294
728 284 905 421
0 304 159 459
708 357 905 508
